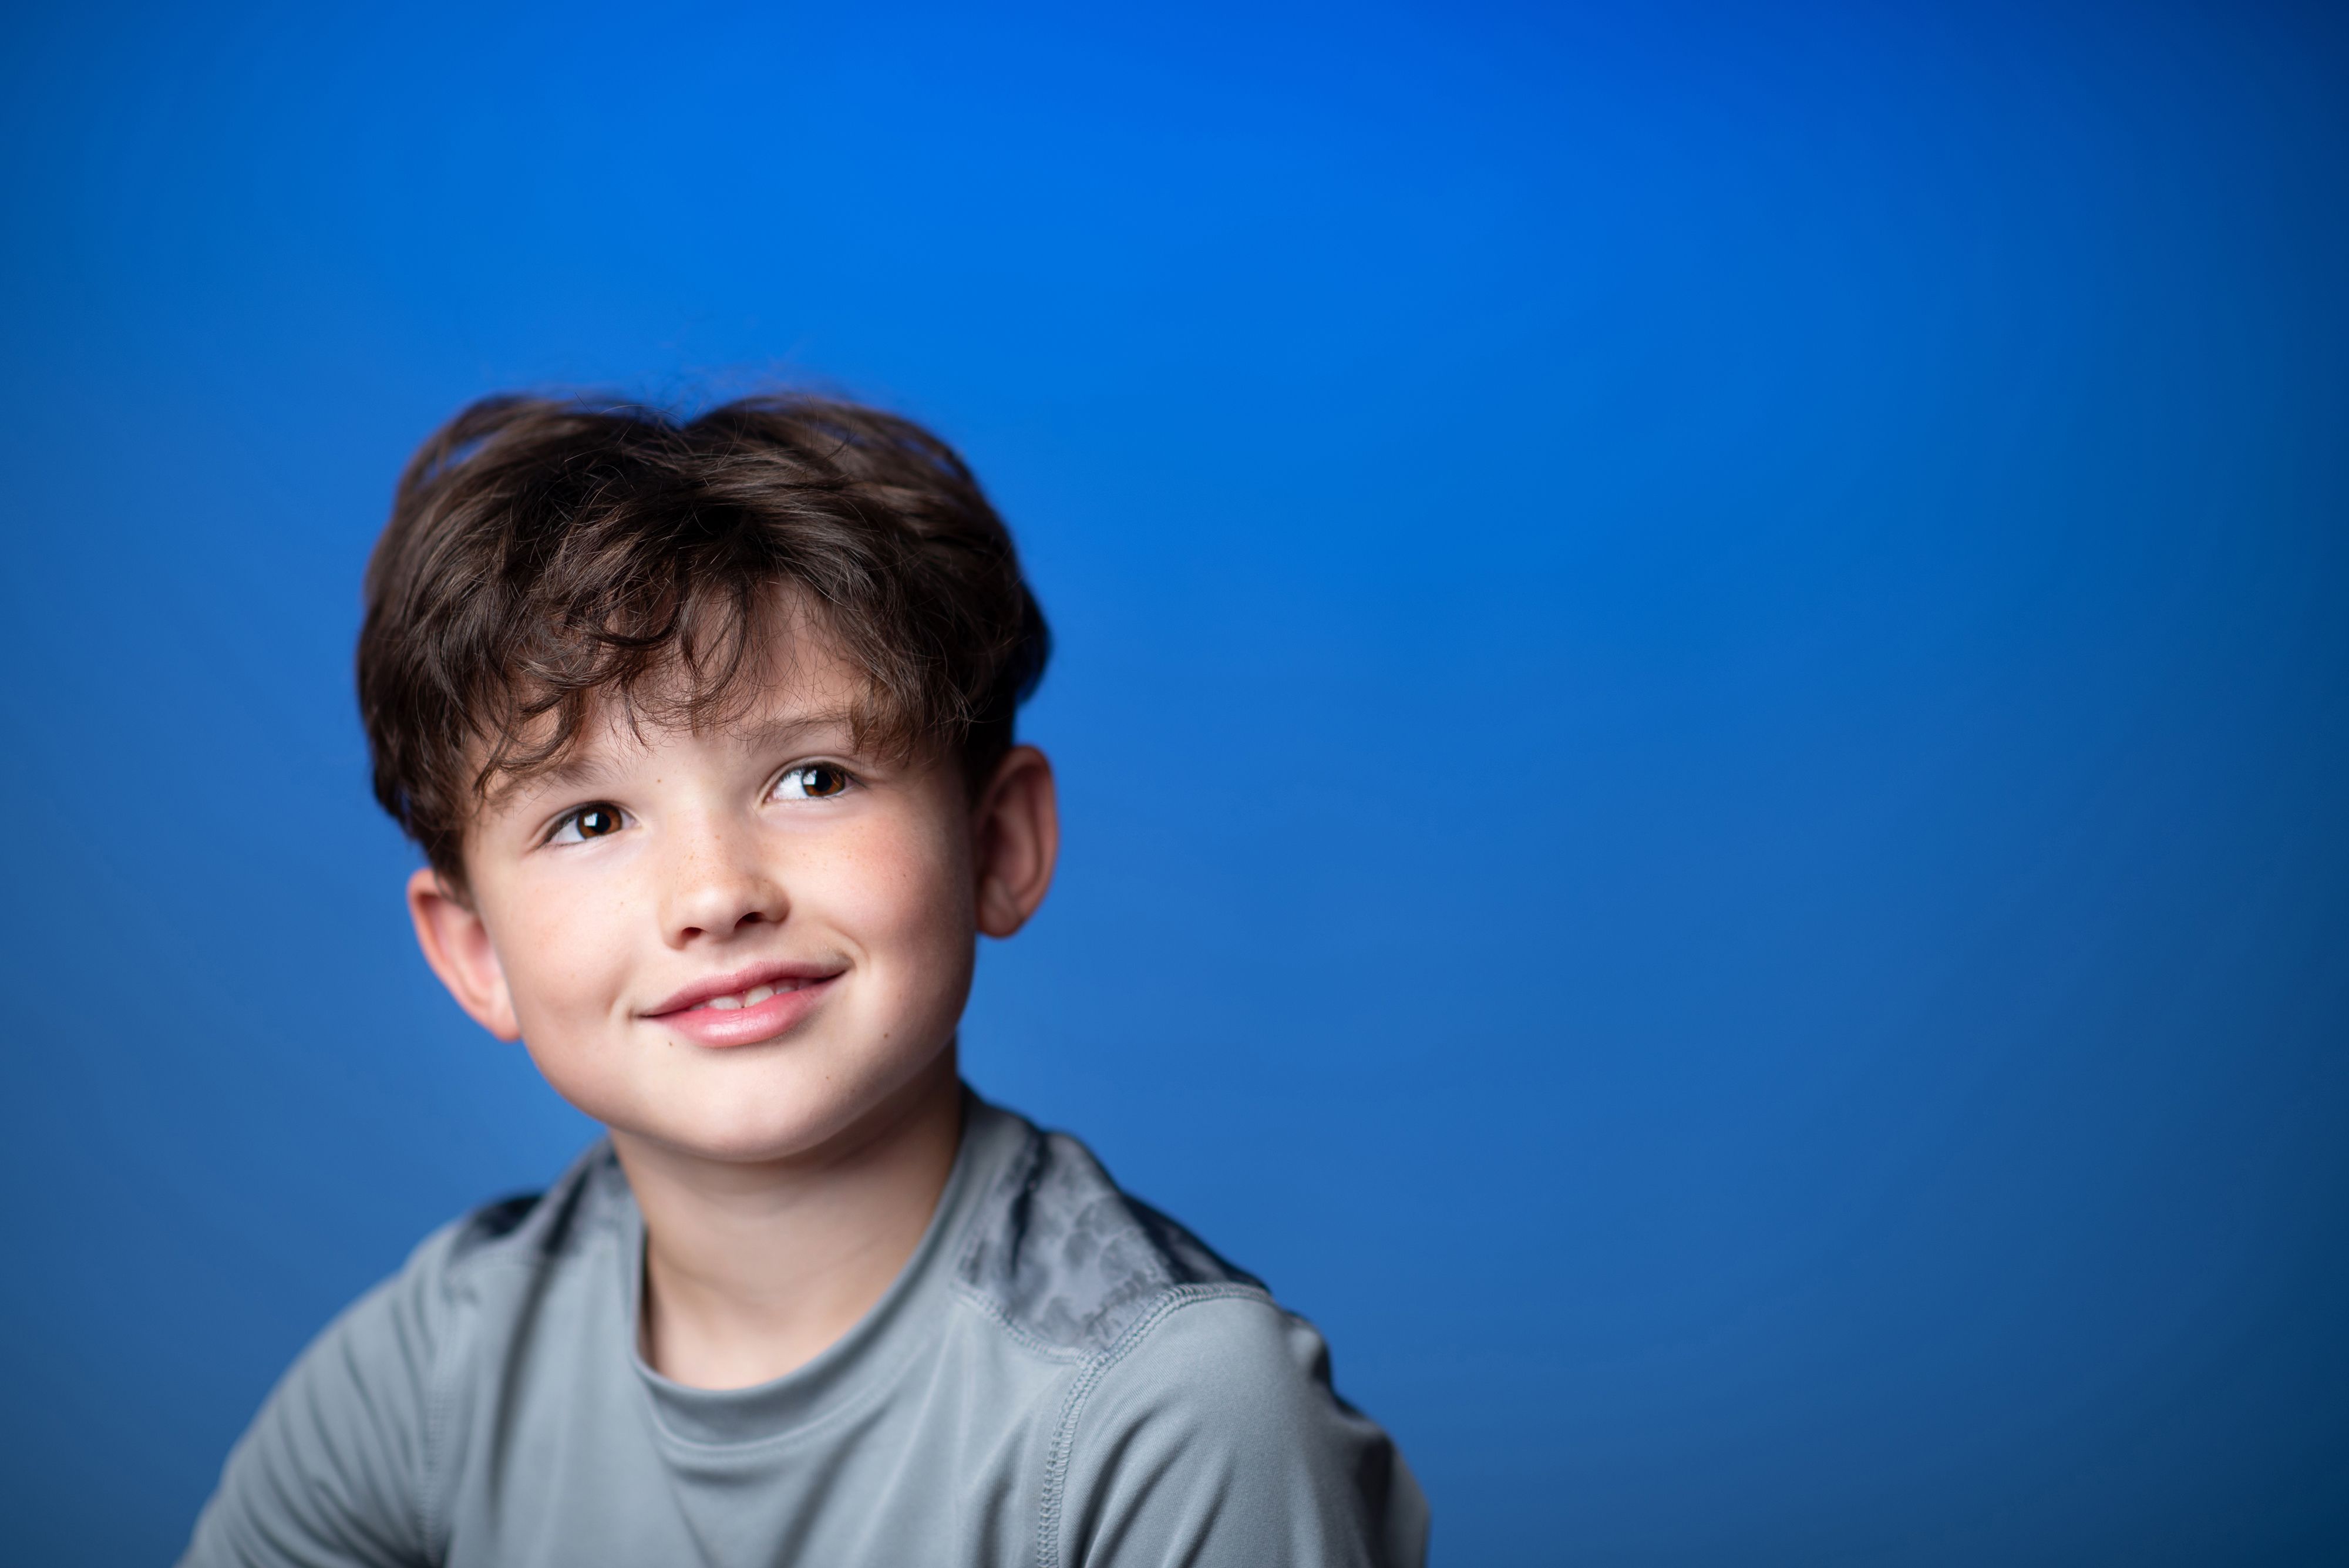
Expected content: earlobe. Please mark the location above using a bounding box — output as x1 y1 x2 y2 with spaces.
406 867 523 1041
974 746 1060 939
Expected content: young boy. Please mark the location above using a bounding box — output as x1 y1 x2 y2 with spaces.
182 393 1428 1567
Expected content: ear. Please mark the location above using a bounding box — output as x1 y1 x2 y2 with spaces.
972 745 1059 938
407 867 523 1041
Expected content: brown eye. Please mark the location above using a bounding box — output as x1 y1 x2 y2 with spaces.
775 763 851 800
550 805 624 844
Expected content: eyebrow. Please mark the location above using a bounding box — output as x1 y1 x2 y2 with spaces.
514 751 623 798
482 703 872 813
479 750 623 817
729 706 864 756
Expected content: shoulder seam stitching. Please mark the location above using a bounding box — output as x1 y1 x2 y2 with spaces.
1032 1283 1269 1568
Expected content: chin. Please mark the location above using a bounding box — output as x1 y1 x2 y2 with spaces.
635 1091 842 1164
678 1124 828 1165
655 1060 948 1165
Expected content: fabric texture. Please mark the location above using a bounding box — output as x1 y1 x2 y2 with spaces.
181 1092 1428 1567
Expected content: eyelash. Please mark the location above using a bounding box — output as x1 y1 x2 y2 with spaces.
771 762 856 802
537 762 853 846
544 803 627 846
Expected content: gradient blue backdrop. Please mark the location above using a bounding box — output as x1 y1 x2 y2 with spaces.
3 2 2345 1562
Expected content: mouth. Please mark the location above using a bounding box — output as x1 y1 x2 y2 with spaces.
644 961 844 1048
681 977 817 1012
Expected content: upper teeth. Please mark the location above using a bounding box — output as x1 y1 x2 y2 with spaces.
696 981 800 1011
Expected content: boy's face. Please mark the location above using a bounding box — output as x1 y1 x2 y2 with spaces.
405 618 1056 1166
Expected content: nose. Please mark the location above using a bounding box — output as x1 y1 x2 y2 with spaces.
657 810 789 947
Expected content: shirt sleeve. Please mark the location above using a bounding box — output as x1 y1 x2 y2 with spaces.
1054 1291 1429 1568
179 1245 452 1568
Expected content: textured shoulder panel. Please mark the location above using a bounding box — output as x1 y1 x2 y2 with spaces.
444 1138 628 1270
457 1191 541 1244
955 1123 1264 1354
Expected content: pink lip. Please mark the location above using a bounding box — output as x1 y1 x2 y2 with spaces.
643 960 843 1049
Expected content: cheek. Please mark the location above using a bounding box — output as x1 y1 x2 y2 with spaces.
494 883 635 1035
822 812 975 985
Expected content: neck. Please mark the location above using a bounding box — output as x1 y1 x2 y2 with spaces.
613 1048 966 1391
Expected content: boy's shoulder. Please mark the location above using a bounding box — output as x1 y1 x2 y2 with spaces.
376 1135 632 1335
950 1100 1267 1356
436 1138 632 1274
946 1103 1430 1568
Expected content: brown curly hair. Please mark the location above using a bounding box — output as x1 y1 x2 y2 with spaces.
356 392 1050 890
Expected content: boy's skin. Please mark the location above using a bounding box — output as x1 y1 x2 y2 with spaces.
408 599 1058 1388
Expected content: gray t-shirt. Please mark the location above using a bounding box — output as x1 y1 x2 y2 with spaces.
182 1092 1428 1567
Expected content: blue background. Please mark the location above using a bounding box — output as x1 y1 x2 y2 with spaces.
3 2 2345 1562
